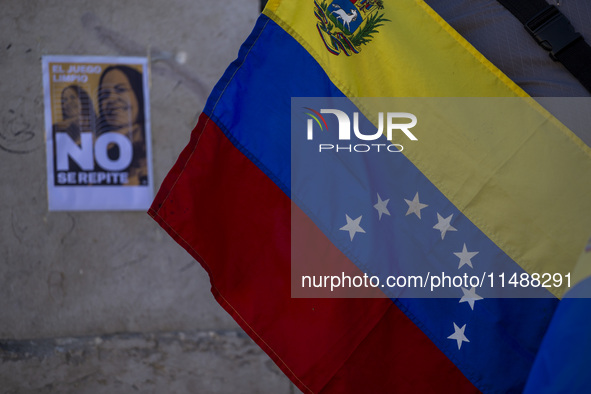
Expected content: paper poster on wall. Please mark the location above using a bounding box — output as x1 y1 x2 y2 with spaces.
42 55 153 211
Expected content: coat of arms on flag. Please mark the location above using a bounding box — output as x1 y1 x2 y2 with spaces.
314 0 389 56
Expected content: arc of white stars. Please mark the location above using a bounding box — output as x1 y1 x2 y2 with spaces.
454 243 479 269
340 214 365 241
459 286 483 310
448 322 470 350
404 192 428 219
433 213 457 240
374 193 391 220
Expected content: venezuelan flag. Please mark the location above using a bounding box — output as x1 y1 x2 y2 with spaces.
149 0 591 392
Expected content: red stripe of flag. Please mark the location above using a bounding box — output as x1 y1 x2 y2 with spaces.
149 113 477 393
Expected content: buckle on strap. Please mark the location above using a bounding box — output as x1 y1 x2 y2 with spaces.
525 5 582 60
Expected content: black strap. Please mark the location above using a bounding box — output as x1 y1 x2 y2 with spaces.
496 0 591 94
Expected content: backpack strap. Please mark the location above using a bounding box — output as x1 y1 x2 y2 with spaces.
497 0 591 93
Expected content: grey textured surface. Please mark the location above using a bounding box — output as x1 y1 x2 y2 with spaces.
0 0 296 392
1 330 292 394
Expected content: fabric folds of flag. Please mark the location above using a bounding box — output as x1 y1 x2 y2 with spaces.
524 239 591 394
149 0 591 392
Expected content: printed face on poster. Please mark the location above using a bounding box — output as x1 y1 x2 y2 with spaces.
42 55 154 211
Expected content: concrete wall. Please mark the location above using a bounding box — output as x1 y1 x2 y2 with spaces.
0 1 295 392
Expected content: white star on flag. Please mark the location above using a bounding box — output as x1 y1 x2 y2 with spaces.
404 192 428 219
433 213 457 240
454 243 479 269
340 214 366 241
459 286 483 310
374 193 391 220
448 322 470 350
